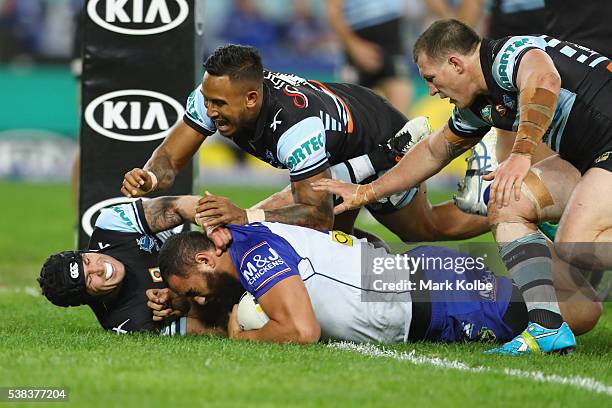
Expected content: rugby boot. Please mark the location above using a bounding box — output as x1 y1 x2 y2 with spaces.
368 116 432 172
485 322 576 356
454 129 498 216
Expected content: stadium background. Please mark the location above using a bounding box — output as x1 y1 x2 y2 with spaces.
0 0 461 188
1 1 610 406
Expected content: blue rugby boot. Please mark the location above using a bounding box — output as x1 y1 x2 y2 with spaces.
485 322 576 356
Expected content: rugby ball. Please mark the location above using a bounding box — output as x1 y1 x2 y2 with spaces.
237 292 270 330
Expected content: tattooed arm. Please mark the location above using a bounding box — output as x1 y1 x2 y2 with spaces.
368 124 479 199
121 122 206 197
263 169 334 229
312 124 481 212
143 195 200 233
196 169 335 230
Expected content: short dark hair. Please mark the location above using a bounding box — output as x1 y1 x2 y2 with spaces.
413 19 480 63
204 44 264 83
158 231 215 279
38 251 89 307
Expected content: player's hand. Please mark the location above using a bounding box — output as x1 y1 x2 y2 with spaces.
311 179 366 215
483 153 531 208
347 37 382 73
146 288 188 321
121 168 155 198
227 304 242 339
195 192 247 229
205 225 233 256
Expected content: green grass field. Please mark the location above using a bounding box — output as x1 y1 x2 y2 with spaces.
1 181 611 407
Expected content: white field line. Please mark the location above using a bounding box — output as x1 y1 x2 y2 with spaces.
329 342 612 397
0 286 40 297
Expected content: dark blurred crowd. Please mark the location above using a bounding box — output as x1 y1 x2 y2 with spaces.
2 1 611 74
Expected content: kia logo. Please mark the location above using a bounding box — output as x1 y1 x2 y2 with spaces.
87 0 189 36
84 89 184 142
81 197 184 237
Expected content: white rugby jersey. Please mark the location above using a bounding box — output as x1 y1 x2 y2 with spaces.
227 222 412 343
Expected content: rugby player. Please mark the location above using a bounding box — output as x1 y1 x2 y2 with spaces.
311 19 612 354
37 195 242 335
120 44 488 247
156 222 600 347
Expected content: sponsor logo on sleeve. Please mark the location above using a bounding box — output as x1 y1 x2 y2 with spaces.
240 242 290 288
286 132 325 170
498 37 531 89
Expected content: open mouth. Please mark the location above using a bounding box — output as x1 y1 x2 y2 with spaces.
104 262 114 280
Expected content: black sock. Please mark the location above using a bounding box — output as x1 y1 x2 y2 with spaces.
528 309 563 329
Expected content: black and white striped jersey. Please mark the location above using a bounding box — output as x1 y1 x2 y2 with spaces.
184 70 407 181
449 35 612 171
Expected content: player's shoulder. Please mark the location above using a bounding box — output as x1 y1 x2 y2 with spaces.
183 86 216 135
489 35 548 91
94 200 150 235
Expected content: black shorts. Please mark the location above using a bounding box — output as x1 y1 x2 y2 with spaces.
346 18 408 88
556 77 612 174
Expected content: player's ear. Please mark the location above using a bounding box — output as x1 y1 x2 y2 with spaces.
195 251 215 269
245 90 259 108
448 55 464 73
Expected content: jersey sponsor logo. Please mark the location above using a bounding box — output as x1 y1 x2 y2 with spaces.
137 235 157 253
84 89 184 142
498 37 531 89
112 206 134 228
240 242 289 287
69 262 80 279
186 91 204 123
148 267 163 282
331 230 353 246
270 108 282 132
286 132 324 170
87 0 189 36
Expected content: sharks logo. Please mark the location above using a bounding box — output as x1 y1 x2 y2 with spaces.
136 235 157 253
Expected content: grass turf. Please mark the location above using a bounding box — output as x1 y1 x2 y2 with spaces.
0 181 610 407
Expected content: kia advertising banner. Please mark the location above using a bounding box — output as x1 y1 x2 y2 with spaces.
78 0 204 247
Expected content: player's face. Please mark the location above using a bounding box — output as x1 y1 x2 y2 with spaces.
201 73 253 137
417 52 476 109
82 253 126 296
166 270 224 299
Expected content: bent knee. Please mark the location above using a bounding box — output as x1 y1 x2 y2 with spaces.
567 301 602 335
487 197 537 225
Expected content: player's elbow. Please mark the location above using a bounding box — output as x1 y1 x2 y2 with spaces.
292 320 321 344
538 71 561 94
